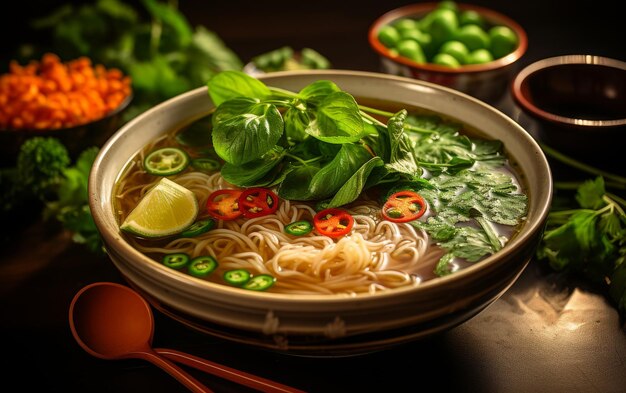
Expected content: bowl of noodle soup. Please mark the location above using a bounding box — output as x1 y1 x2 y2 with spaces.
90 70 552 355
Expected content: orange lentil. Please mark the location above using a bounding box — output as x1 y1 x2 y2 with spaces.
0 53 132 130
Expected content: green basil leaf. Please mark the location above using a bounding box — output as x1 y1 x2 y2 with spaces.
212 98 283 165
207 70 271 106
305 92 365 144
298 80 341 104
284 105 311 142
407 114 461 134
362 122 390 161
385 109 420 176
317 140 342 159
220 146 285 187
327 157 384 208
212 96 261 125
287 137 324 161
364 166 400 190
278 165 320 201
175 114 212 147
472 138 503 157
308 144 372 199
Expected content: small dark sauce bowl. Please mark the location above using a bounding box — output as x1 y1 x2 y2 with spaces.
511 55 626 168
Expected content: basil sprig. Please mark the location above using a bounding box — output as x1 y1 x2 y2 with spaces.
206 71 529 276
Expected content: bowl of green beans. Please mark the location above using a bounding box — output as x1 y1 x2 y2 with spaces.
368 1 527 104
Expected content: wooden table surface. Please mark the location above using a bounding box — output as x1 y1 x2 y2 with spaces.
2 1 625 392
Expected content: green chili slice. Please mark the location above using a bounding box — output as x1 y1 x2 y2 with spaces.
284 220 313 236
144 147 190 176
243 274 275 291
188 256 218 277
191 158 221 172
162 253 190 269
180 219 215 238
223 269 251 286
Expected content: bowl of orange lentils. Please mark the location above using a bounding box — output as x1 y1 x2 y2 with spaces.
0 53 132 165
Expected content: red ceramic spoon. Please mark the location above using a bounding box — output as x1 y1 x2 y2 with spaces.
69 282 212 392
69 282 304 393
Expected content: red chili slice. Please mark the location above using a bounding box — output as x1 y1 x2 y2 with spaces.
382 190 427 223
238 188 279 218
206 189 242 221
313 208 354 238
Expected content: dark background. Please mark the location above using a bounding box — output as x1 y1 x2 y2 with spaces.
1 1 625 393
2 0 625 72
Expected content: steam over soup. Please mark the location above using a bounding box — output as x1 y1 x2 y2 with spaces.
114 71 528 295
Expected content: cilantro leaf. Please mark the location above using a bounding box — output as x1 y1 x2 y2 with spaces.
413 163 528 276
576 176 606 209
431 166 528 225
433 226 497 276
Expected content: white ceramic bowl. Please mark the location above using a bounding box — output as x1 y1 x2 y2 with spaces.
89 70 552 356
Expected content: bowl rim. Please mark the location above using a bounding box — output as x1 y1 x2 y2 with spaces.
90 69 552 305
510 54 626 128
367 2 528 74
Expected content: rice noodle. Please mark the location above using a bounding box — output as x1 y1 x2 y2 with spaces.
115 136 438 295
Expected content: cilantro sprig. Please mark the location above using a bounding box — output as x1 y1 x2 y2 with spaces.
413 163 528 276
379 113 528 276
536 151 626 315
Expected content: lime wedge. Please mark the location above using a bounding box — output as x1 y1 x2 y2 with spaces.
120 178 198 238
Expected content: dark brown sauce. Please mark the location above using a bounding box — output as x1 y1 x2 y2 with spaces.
525 64 626 120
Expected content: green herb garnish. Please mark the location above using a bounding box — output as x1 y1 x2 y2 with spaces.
537 175 626 315
206 70 529 276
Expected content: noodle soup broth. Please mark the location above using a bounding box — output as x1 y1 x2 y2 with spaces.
113 99 529 296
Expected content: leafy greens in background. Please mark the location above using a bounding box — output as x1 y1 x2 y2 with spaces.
1 138 103 253
19 0 243 119
2 0 243 251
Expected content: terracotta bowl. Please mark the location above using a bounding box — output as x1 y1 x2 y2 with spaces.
511 55 626 165
368 2 527 104
89 71 552 356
